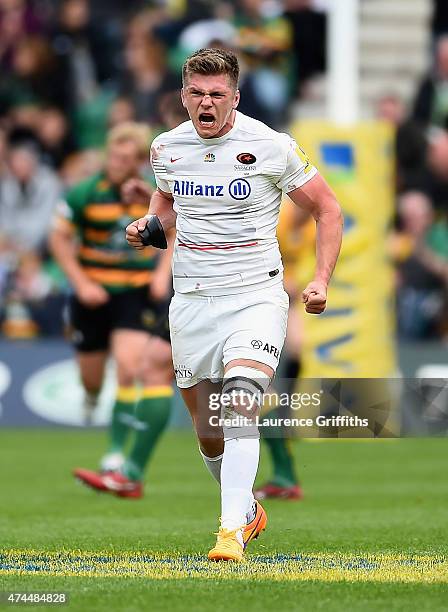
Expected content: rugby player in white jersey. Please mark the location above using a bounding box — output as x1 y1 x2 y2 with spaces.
126 48 343 561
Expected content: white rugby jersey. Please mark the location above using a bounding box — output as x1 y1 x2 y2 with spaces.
150 111 317 295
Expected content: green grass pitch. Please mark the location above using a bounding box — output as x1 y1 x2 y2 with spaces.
0 430 447 611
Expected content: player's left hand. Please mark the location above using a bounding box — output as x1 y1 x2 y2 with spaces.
302 280 327 314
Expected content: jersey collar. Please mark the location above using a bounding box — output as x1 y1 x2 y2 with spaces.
195 110 241 145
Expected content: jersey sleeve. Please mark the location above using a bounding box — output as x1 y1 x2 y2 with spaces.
53 181 87 231
150 138 171 193
275 136 317 193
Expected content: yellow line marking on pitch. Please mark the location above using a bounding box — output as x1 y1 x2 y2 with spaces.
1 551 447 583
302 438 398 443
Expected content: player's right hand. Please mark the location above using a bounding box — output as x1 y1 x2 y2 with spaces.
76 281 109 308
302 280 327 314
126 217 148 250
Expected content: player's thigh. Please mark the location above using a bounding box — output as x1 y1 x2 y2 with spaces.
140 335 174 386
137 289 173 384
69 295 110 353
222 285 289 375
69 296 110 391
108 287 153 384
76 350 108 392
110 329 150 386
169 293 221 387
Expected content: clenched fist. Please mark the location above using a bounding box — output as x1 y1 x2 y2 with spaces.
302 280 327 314
126 217 149 250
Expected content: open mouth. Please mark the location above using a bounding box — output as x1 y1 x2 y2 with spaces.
199 113 215 127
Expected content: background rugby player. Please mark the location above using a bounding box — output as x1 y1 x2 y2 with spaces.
50 122 173 495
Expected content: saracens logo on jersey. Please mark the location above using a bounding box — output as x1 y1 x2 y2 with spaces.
237 152 256 164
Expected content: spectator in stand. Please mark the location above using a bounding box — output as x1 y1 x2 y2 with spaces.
393 191 448 339
120 31 177 125
5 103 41 133
233 0 293 127
0 35 64 113
36 107 76 169
0 0 44 71
51 0 122 149
108 97 136 129
234 0 292 129
376 93 427 193
0 132 62 253
51 0 120 106
424 128 448 215
413 35 448 129
284 0 326 95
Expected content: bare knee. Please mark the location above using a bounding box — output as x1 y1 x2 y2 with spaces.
198 436 224 458
180 382 224 454
140 337 174 386
115 354 139 386
111 330 149 386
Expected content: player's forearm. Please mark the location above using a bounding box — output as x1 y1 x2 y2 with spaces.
48 231 90 291
314 199 343 286
148 190 176 231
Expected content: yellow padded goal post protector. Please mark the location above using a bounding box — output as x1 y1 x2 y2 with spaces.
285 121 398 436
289 120 397 379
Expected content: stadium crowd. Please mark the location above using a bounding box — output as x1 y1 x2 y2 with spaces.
0 0 447 341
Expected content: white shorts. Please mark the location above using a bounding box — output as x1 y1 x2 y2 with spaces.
169 283 289 388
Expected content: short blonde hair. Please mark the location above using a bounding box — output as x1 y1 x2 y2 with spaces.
182 48 239 89
107 122 151 159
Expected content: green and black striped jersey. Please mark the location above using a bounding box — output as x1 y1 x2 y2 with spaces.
56 172 157 293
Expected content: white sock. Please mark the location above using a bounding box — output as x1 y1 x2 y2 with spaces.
199 449 223 484
221 437 259 538
200 449 256 524
84 390 99 409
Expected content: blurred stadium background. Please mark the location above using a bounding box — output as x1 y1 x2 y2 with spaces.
1 1 448 609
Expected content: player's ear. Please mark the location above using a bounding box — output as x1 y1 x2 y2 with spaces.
180 88 187 108
233 89 240 109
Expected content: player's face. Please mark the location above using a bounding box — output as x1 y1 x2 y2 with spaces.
181 73 240 138
106 141 142 186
